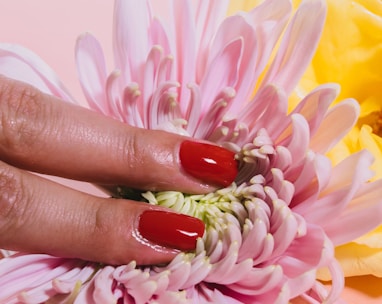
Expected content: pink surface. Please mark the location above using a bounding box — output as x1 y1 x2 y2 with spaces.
0 1 381 302
0 0 113 99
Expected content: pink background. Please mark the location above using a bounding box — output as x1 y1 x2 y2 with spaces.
0 1 381 302
0 0 113 100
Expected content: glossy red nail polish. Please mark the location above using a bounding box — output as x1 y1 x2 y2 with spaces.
179 140 238 187
138 210 205 251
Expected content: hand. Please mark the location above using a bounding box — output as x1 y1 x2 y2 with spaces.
0 76 238 265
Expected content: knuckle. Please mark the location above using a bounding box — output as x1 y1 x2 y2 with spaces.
112 128 140 171
123 132 139 167
0 78 50 157
0 162 27 235
123 128 146 166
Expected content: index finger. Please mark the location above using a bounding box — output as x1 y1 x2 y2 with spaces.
0 76 238 194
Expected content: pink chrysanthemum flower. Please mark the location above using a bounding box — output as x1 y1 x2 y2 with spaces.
1 0 382 303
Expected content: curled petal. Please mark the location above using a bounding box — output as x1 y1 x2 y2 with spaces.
310 99 360 153
292 83 340 137
75 33 108 114
229 265 284 295
92 266 118 303
0 44 75 102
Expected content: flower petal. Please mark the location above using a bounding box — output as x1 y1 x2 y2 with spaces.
113 0 151 82
310 99 360 153
75 33 108 114
292 83 340 137
301 150 375 240
325 178 382 245
260 0 326 95
194 0 230 81
0 44 74 102
199 37 242 114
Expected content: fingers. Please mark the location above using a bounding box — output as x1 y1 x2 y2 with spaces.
0 160 204 265
0 76 238 194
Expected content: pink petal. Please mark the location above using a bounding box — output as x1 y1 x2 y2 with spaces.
281 114 311 165
205 242 241 284
165 253 192 291
75 33 108 115
278 225 325 278
325 260 345 303
148 81 180 129
182 252 210 289
285 270 317 300
229 265 283 295
113 0 151 83
0 254 85 303
249 0 291 32
240 84 287 139
300 150 375 229
207 15 257 113
290 152 319 202
142 45 165 121
184 83 202 134
269 199 299 258
292 83 339 137
199 37 242 114
270 169 294 205
194 0 229 81
149 18 171 57
251 86 289 140
171 0 197 111
235 0 291 105
260 0 326 95
194 87 236 139
92 266 117 304
325 178 382 245
310 99 360 153
52 264 95 293
0 44 74 102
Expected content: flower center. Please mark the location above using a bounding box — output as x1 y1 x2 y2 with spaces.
359 110 382 137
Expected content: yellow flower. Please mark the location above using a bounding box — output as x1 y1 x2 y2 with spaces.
229 0 382 278
298 0 382 279
305 0 382 101
228 0 263 13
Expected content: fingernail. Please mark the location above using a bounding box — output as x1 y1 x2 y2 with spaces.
179 140 238 187
138 210 205 251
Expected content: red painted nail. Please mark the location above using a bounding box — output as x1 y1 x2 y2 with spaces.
138 210 205 251
179 140 238 187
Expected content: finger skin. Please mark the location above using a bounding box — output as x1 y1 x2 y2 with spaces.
0 76 220 194
0 160 182 265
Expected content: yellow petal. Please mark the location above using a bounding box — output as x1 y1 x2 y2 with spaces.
343 244 382 278
227 0 263 13
295 0 382 280
358 125 382 180
360 98 382 117
331 243 382 278
355 225 382 248
310 0 382 105
318 239 382 280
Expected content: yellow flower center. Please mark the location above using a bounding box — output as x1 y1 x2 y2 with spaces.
359 111 382 137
